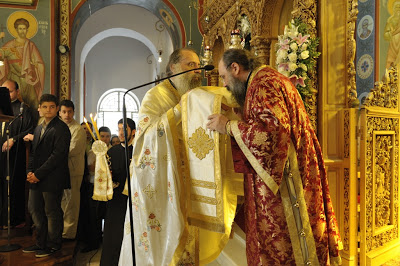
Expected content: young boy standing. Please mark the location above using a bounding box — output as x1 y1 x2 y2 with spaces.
23 94 71 257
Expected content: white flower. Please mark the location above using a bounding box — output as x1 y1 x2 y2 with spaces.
278 66 286 72
290 42 298 51
277 49 288 60
301 43 308 51
281 70 290 77
283 25 289 35
300 50 309 59
300 63 307 71
289 63 298 71
288 26 299 39
288 52 297 62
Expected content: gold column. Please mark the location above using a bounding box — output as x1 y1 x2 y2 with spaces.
59 0 70 100
250 36 271 65
347 0 359 107
207 69 220 86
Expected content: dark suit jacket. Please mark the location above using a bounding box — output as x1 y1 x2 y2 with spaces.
107 144 132 194
27 116 71 192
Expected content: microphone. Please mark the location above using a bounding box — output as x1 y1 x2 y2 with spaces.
124 64 215 95
6 113 23 129
19 102 24 115
6 103 24 130
203 65 214 71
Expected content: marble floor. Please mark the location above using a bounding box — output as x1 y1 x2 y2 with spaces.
1 226 400 265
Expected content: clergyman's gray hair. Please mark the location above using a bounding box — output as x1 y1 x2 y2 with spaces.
166 47 197 75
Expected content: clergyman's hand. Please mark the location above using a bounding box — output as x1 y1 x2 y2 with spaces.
207 114 229 134
2 139 14 152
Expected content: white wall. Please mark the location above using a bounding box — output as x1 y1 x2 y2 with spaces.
84 36 154 119
73 4 173 120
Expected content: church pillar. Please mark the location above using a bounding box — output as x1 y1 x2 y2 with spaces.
250 36 271 65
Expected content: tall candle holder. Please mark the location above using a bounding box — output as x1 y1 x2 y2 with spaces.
83 117 97 141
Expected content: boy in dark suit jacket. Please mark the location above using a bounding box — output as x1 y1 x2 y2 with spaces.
23 94 71 258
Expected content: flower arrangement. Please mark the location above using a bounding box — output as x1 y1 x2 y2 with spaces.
276 18 320 101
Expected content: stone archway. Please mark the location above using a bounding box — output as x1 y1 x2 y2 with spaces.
59 0 186 107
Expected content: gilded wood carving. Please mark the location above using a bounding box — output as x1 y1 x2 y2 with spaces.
200 0 280 64
347 0 359 107
344 110 350 159
374 134 394 229
361 66 399 254
200 0 318 130
59 0 69 100
343 168 350 252
363 66 398 109
364 116 398 252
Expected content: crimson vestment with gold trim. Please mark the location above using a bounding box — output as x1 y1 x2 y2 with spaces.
229 66 342 265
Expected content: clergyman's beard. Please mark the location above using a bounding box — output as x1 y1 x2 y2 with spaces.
174 72 202 96
228 76 247 108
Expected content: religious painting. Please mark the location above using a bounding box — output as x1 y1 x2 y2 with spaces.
377 0 400 81
0 1 53 109
355 1 375 104
358 15 373 40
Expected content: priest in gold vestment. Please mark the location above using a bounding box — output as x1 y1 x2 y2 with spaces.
119 48 241 265
208 49 342 265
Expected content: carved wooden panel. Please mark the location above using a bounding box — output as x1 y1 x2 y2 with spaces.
361 117 399 252
360 66 400 265
339 108 358 265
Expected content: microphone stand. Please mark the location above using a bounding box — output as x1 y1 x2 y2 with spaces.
0 114 23 252
122 65 214 263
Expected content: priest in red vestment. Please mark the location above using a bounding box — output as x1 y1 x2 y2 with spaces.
207 49 342 265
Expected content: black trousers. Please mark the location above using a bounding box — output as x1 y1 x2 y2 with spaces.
100 191 130 266
28 189 63 250
77 181 104 247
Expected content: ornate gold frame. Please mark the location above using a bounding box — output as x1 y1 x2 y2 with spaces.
59 0 69 101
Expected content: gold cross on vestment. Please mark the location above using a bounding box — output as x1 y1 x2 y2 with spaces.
143 184 157 199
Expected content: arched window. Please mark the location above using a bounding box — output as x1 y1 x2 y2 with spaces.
97 88 140 135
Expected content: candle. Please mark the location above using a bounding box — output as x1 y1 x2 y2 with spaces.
90 113 100 139
83 117 96 140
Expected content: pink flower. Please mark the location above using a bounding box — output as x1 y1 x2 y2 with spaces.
293 33 309 46
289 74 306 87
278 63 289 71
278 38 289 52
